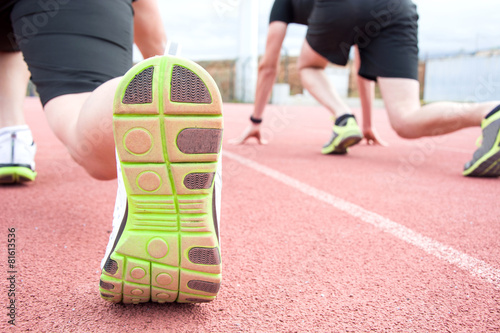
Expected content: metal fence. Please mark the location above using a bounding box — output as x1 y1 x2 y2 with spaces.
424 51 500 102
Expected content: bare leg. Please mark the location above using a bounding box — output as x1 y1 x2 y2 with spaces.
132 0 167 58
297 40 352 118
0 51 30 127
44 78 121 180
353 46 386 146
378 77 499 139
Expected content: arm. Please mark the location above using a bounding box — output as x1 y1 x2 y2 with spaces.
253 21 287 119
132 0 167 59
354 46 387 146
230 21 288 145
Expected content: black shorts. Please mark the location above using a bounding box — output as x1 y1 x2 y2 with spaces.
306 0 419 81
0 0 134 106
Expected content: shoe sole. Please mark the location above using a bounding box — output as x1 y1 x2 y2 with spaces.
322 135 362 155
463 128 500 177
99 56 223 304
0 166 36 184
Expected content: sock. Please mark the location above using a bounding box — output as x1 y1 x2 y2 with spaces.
485 105 500 119
335 114 355 126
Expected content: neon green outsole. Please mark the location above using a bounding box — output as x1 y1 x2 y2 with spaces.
322 118 363 155
321 135 362 155
0 166 36 184
463 111 500 177
463 130 500 177
99 56 223 304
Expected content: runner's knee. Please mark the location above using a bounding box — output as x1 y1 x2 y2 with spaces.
388 112 422 139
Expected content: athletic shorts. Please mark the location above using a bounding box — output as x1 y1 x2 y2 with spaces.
0 0 134 106
306 0 419 81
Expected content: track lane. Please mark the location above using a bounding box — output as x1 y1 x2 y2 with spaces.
1 98 499 332
223 103 500 269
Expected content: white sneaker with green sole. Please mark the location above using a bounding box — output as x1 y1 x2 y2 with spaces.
0 125 36 184
99 55 223 304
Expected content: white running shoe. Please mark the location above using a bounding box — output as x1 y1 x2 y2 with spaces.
0 125 36 184
99 55 223 304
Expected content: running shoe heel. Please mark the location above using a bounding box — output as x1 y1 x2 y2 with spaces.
463 108 500 177
321 116 362 155
0 126 36 184
100 55 223 304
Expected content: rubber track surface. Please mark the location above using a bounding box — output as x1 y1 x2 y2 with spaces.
2 98 499 332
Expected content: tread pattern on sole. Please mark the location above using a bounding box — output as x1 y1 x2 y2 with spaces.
185 298 212 303
188 247 221 265
100 280 114 291
170 65 211 104
101 56 222 305
177 128 222 154
184 172 215 190
187 280 221 293
122 67 154 104
104 258 118 275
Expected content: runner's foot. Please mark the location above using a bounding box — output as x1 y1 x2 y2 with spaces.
99 55 223 304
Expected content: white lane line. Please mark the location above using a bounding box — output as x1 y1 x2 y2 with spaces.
223 150 500 288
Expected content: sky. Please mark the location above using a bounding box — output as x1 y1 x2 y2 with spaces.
134 0 500 61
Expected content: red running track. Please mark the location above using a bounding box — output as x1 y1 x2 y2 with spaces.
1 97 499 332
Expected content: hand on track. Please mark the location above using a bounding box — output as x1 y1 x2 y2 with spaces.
229 124 268 145
363 128 387 146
